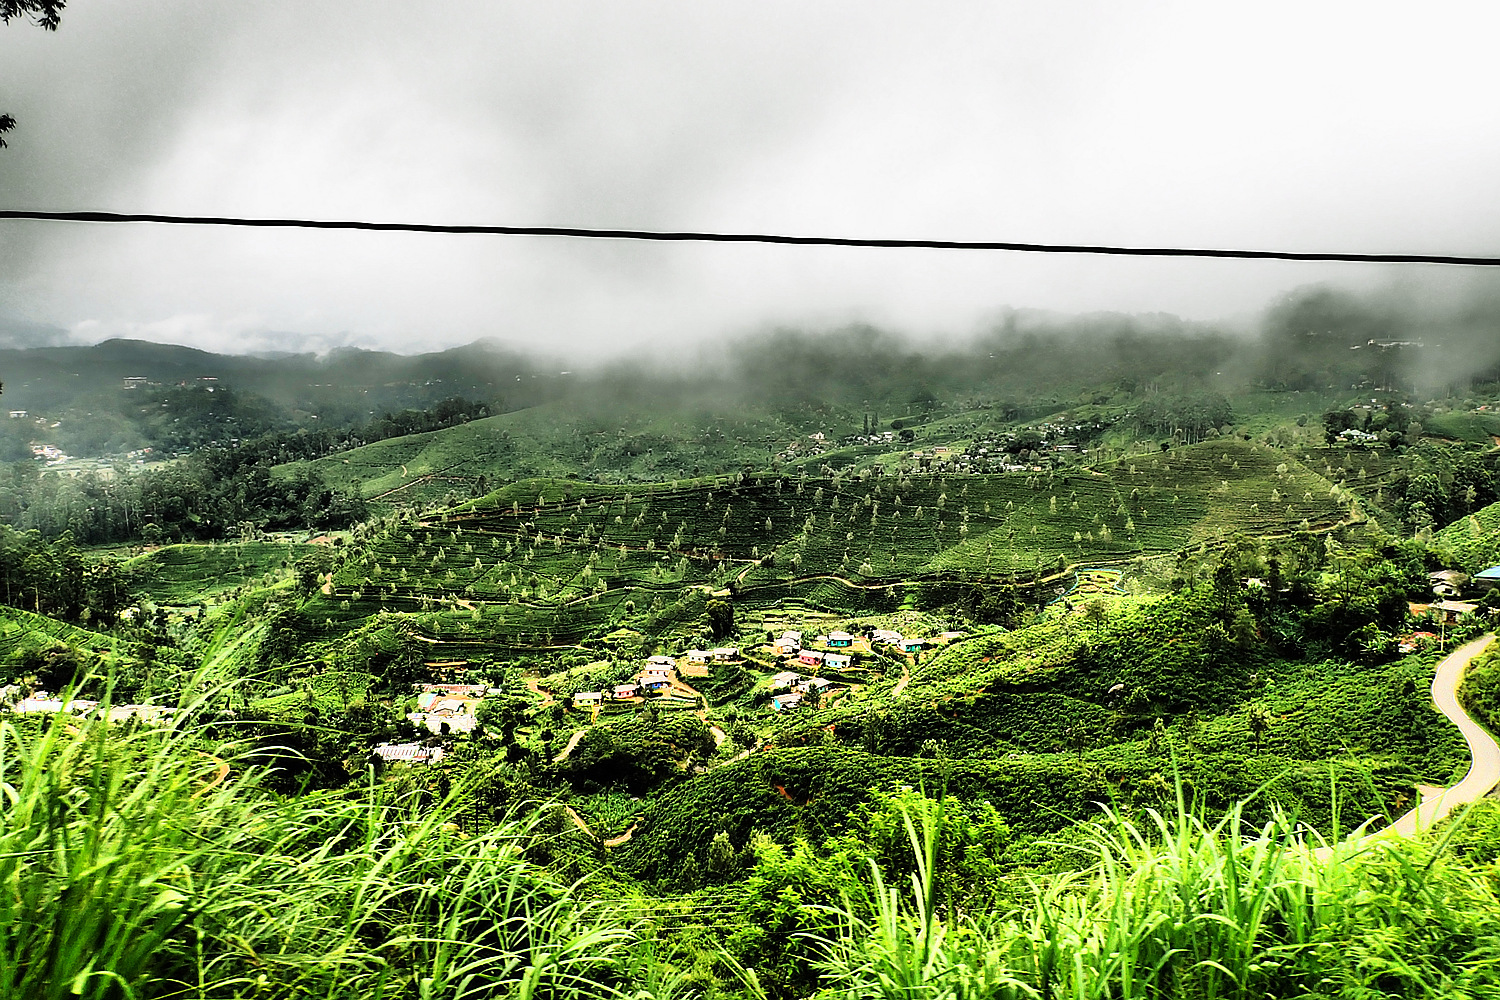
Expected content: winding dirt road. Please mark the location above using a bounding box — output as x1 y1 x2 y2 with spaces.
553 728 588 763
1381 634 1497 838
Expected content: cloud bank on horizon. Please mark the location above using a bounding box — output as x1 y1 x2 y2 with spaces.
1 2 1499 356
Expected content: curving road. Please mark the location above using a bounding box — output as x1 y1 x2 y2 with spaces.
1380 634 1497 839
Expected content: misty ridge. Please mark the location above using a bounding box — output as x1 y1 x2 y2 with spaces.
1 280 1499 464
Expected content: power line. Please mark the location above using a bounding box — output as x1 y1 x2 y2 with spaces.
1 209 1498 266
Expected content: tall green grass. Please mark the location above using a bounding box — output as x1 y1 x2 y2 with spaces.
0 681 658 999
810 787 1500 999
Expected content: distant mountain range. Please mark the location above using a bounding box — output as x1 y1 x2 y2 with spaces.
0 337 563 418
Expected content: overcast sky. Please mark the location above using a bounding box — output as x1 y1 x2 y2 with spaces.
1 2 1498 357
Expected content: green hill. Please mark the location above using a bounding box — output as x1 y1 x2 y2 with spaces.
124 541 314 603
1435 500 1500 573
311 439 1351 646
277 395 825 506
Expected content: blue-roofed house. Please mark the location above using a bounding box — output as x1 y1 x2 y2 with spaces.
1475 566 1500 592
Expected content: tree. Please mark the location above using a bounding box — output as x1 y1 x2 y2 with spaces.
1 2 65 149
1244 703 1271 753
706 598 734 639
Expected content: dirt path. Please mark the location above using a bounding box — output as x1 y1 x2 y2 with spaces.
892 667 911 698
1380 634 1497 838
553 728 588 763
192 753 230 799
523 677 554 707
709 724 727 747
604 821 639 847
559 805 641 847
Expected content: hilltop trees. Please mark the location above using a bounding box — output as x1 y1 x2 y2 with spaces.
1135 393 1233 445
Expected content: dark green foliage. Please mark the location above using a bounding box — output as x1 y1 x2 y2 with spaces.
1459 646 1500 739
562 714 716 795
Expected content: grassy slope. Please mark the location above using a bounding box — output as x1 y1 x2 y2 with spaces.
1434 500 1500 573
0 606 134 660
277 396 824 503
124 541 312 603
1425 409 1500 444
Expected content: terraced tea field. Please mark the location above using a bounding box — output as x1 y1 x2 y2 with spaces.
125 541 313 603
314 440 1350 646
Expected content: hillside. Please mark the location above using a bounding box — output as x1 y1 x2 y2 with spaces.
123 540 314 603
279 393 832 504
311 439 1351 643
1435 500 1500 573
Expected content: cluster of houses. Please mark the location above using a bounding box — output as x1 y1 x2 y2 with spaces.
776 431 832 463
571 647 741 709
773 626 938 660
407 682 493 734
1394 566 1500 648
772 628 859 666
767 669 836 711
837 430 898 448
4 691 176 724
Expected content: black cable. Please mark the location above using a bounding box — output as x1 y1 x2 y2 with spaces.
2 209 1498 265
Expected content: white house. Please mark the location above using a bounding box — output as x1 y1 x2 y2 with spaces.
373 743 446 765
770 670 802 690
872 629 904 645
572 691 604 707
711 646 740 662
686 649 711 665
646 655 677 668
827 631 855 647
823 652 852 671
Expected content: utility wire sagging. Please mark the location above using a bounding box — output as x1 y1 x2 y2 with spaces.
1 210 1499 266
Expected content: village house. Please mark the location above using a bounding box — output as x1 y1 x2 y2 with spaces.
872 629 904 645
409 696 478 733
769 670 802 690
1430 570 1468 598
1399 631 1440 654
710 646 740 662
774 636 801 655
771 692 803 711
901 639 923 653
686 649 711 665
572 691 604 707
1475 566 1500 592
372 743 446 765
823 652 852 671
639 665 673 691
1432 600 1480 625
797 676 833 694
646 655 677 668
612 683 641 700
797 649 825 668
826 631 854 647
415 682 494 698
13 696 97 716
